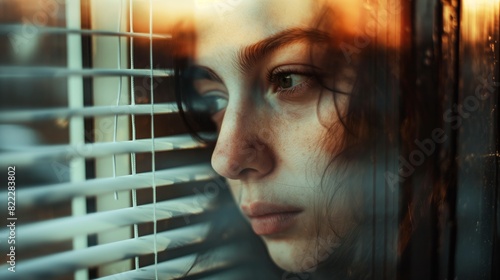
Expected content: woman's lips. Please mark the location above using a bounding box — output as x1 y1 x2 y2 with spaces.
241 202 303 236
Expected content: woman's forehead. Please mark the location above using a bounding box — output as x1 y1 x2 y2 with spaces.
192 0 371 63
193 0 320 74
194 0 317 46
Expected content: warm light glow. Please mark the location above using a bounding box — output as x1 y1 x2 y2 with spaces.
192 0 402 48
462 0 500 43
463 0 499 11
133 0 194 33
320 0 402 48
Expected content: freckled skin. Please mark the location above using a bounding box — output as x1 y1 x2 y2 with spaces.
194 0 356 272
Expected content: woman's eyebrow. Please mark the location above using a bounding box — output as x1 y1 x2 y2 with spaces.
236 27 330 74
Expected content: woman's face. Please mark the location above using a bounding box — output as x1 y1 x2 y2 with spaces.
193 0 358 272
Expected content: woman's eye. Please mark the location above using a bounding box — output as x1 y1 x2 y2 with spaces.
203 91 228 115
270 71 314 96
276 74 308 89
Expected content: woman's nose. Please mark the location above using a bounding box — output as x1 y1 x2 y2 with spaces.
210 106 275 180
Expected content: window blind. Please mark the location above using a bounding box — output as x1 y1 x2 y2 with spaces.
0 0 264 279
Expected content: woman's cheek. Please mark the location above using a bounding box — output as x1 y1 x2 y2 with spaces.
226 179 242 202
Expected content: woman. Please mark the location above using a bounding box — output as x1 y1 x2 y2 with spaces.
176 0 416 278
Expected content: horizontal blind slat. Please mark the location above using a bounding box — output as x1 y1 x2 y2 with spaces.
0 103 178 123
0 164 216 207
0 66 173 78
0 24 172 39
0 223 209 280
0 195 211 248
96 243 247 280
98 254 198 280
0 135 204 166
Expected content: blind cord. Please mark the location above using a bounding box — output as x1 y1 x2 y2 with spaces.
129 0 140 272
112 0 124 200
148 0 159 278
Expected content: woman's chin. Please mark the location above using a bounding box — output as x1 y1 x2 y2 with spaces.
264 238 323 273
272 256 307 273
